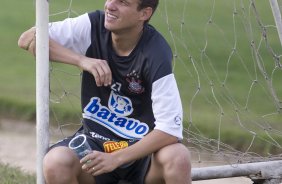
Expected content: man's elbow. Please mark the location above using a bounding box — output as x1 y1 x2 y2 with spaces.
18 33 27 49
18 27 36 50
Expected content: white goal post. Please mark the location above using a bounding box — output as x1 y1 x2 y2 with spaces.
36 0 49 183
270 0 282 47
192 160 282 183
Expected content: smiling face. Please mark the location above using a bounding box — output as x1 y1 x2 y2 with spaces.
104 0 151 33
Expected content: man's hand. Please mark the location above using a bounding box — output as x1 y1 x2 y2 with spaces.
79 57 112 87
80 151 120 176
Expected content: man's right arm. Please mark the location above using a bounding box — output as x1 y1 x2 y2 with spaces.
18 27 112 87
18 27 84 65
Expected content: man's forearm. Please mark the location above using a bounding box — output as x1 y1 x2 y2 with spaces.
19 28 113 86
49 39 85 68
18 27 84 68
112 129 178 166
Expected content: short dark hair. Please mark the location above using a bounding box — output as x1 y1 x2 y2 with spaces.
137 0 159 23
137 0 159 13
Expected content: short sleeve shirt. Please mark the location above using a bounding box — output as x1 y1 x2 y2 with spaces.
49 10 183 140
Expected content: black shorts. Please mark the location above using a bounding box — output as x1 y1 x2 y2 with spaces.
49 123 151 184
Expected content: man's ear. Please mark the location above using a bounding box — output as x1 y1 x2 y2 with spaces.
140 7 153 22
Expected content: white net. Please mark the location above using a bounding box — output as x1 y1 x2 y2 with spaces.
155 0 282 165
47 0 282 172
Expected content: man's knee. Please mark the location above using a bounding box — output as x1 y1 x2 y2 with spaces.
154 143 191 175
44 147 77 168
43 146 96 184
43 146 80 180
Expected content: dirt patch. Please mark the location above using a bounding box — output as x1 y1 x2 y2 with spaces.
0 118 37 173
0 118 252 183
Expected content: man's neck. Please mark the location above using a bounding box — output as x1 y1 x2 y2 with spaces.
111 26 143 57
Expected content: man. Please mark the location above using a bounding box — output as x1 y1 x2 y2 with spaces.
18 0 191 183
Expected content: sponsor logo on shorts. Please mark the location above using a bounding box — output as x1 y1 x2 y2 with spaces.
89 131 110 141
103 141 129 153
83 95 149 139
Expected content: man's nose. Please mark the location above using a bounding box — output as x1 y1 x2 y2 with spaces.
106 0 117 11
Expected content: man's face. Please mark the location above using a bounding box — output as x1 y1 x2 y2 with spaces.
104 0 143 33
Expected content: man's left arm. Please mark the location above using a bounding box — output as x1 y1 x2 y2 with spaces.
113 73 183 163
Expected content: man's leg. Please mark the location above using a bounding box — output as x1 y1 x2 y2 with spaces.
43 146 95 184
145 143 191 184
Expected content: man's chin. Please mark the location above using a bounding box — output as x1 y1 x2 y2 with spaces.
104 23 115 31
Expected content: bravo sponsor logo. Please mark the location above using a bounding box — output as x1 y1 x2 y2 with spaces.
83 95 149 139
103 141 129 153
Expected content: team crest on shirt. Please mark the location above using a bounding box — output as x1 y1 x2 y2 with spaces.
126 70 145 94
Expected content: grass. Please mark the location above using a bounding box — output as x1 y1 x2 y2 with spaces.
0 163 35 184
0 0 281 154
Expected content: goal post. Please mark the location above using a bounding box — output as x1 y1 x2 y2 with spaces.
192 160 282 183
36 0 49 183
270 0 282 47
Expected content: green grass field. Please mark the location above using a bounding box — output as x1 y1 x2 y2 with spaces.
0 163 35 184
0 0 281 156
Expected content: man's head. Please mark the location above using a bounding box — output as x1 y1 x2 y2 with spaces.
104 0 159 33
